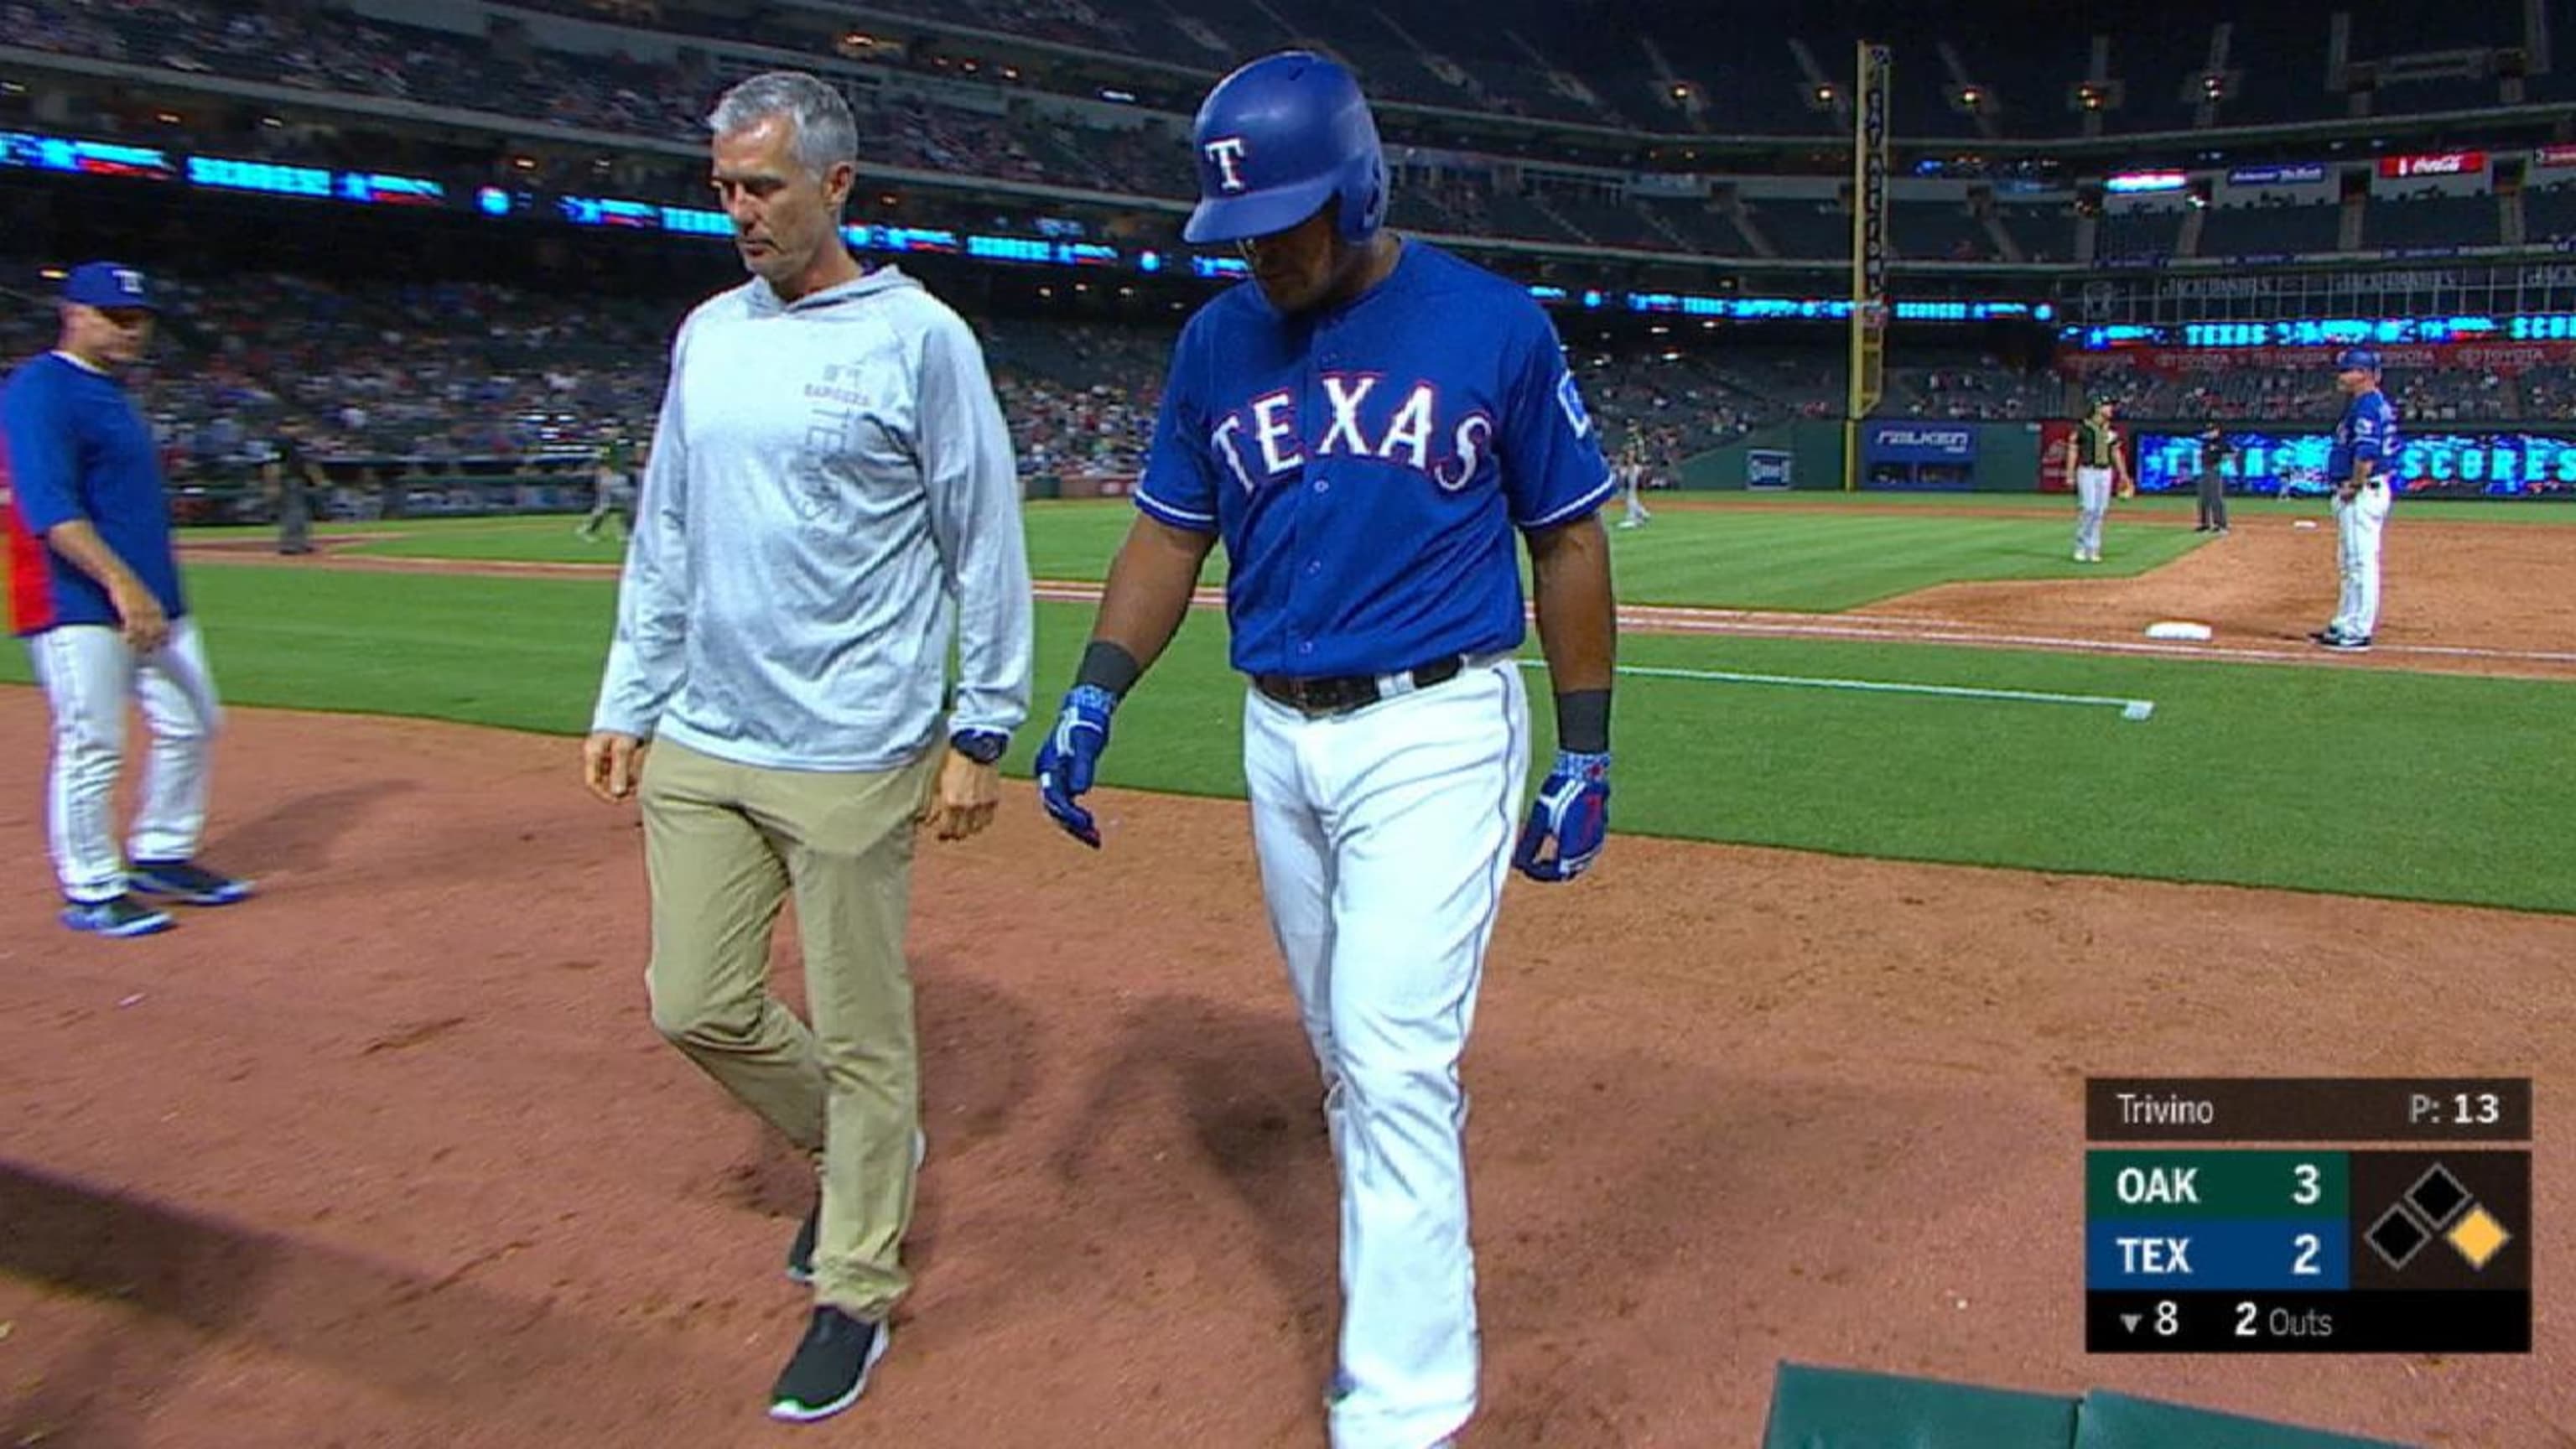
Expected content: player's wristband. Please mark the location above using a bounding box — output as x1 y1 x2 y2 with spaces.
1555 688 1611 756
1074 640 1143 699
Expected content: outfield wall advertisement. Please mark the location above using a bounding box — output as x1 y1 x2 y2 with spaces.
1861 422 1979 491
2136 430 2576 498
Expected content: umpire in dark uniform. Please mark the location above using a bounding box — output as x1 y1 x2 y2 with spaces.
2194 425 2231 535
263 418 325 555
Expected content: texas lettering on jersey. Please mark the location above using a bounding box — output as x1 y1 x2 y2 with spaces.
1135 242 1613 678
1209 376 1496 492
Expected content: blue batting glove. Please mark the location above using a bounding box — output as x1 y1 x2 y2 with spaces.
1513 749 1611 882
1034 684 1118 849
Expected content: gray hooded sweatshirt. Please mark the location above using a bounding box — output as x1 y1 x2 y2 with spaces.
591 266 1033 771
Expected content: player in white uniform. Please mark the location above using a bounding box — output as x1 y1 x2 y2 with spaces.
2059 398 2130 564
3 262 252 937
1617 434 1652 528
1030 52 1619 1449
2314 348 2398 652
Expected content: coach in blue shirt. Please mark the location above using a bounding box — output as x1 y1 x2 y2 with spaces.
3 262 252 937
1031 52 1617 1449
2314 347 2398 652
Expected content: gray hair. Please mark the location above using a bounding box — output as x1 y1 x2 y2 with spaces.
707 70 858 179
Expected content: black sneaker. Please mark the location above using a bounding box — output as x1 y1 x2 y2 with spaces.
2321 633 2373 652
767 1306 887 1423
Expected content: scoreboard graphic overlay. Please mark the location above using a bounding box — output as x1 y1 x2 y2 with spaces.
2085 1078 2531 1353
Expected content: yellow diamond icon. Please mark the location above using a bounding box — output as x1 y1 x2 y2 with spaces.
2447 1206 2511 1270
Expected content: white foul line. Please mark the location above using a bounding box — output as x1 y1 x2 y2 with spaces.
1529 659 2158 722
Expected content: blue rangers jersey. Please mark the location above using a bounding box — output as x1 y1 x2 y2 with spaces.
2329 388 2397 486
1135 242 1614 678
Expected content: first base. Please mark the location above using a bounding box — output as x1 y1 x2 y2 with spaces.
2146 621 2213 641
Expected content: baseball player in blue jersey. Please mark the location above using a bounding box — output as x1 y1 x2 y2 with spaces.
3 262 252 938
2314 347 2397 652
1031 52 1618 1449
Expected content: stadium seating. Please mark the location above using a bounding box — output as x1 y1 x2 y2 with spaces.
2195 200 2341 258
10 0 2572 502
2523 182 2576 246
1888 359 2063 419
2367 192 2501 251
1992 205 2077 264
1893 201 1996 262
1635 197 1754 257
2093 209 2185 263
1544 194 1667 252
1746 200 1851 261
12 0 2561 274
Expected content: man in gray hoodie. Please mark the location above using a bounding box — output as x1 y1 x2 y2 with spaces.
582 70 1033 1424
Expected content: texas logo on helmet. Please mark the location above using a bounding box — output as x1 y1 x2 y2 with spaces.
1203 137 1250 193
1185 50 1386 245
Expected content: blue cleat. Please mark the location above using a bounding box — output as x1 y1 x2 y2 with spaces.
128 860 256 906
61 894 174 938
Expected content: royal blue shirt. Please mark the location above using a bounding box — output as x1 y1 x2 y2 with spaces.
1135 242 1613 678
2 352 186 636
2329 387 2397 486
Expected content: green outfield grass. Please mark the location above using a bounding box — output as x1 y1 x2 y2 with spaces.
11 563 2571 913
185 501 2213 612
1668 491 2576 523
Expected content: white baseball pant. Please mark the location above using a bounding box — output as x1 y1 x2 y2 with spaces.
26 617 224 902
2073 465 2111 560
2331 483 2391 639
1242 657 1529 1449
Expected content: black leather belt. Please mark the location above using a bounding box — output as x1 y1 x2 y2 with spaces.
1252 655 1467 715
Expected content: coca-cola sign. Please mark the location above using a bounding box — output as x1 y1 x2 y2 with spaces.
2377 151 2487 179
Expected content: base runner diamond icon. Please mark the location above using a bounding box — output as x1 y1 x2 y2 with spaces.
2447 1207 2511 1270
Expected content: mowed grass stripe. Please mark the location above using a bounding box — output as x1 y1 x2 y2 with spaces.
257 502 2205 614
5 563 2569 913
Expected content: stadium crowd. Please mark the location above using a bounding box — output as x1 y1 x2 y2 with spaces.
8 253 2573 518
9 0 1185 198
16 0 2555 266
2081 363 2569 423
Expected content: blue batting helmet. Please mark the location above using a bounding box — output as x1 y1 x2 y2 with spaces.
2335 347 2382 372
1184 50 1386 246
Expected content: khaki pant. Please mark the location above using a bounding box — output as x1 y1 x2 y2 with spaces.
640 737 935 1320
